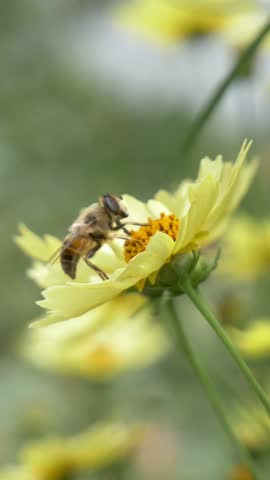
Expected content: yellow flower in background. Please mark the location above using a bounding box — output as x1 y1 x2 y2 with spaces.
219 216 270 281
232 401 270 453
21 438 71 480
23 424 141 480
2 423 142 480
22 294 169 378
114 0 267 48
21 141 257 326
65 423 142 471
230 320 270 359
116 0 231 44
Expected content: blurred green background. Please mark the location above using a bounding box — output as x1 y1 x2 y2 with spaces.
1 1 270 479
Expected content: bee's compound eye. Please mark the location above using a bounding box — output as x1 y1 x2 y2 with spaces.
103 194 120 215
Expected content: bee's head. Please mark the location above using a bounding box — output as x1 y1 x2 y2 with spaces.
100 194 128 219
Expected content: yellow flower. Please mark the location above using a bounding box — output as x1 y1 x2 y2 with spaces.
16 224 169 374
23 141 257 325
22 294 169 378
219 216 270 281
230 320 270 359
114 0 266 47
20 423 142 480
0 424 142 480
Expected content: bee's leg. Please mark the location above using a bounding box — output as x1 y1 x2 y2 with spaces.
107 233 129 241
126 222 148 227
109 222 129 233
84 247 109 280
110 221 148 234
121 226 130 235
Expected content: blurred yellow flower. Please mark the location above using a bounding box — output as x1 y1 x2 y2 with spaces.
4 423 142 480
66 423 142 471
21 423 143 480
22 293 169 378
23 141 256 325
114 0 267 48
0 467 34 480
116 0 230 44
223 10 270 49
219 216 270 281
230 320 270 359
21 438 71 480
233 401 270 453
229 464 254 480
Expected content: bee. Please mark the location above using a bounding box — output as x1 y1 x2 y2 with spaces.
57 194 139 280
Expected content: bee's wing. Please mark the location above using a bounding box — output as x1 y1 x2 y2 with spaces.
46 236 83 266
46 246 63 266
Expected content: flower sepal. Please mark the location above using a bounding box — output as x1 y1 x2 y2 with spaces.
183 247 221 290
164 248 221 294
139 248 221 299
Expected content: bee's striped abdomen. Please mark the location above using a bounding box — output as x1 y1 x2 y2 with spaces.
60 247 80 279
60 236 87 280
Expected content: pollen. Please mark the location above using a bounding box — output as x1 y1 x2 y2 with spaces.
124 213 180 262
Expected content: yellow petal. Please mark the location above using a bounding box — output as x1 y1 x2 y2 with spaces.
198 155 223 181
155 181 189 217
33 294 145 336
174 174 218 252
14 224 61 262
119 231 175 281
122 194 150 223
0 467 34 480
37 276 134 321
146 199 171 217
205 140 255 232
27 262 71 288
23 295 169 378
155 189 177 212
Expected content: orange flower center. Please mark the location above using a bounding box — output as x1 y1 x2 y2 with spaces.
124 213 180 262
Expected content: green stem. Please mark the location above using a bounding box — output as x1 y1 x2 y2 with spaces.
183 279 270 416
180 17 270 157
167 299 261 480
